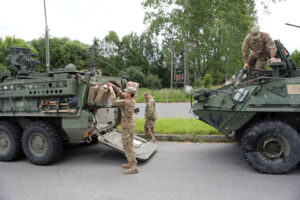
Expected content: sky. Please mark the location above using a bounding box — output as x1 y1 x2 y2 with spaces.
0 0 299 52
256 0 300 52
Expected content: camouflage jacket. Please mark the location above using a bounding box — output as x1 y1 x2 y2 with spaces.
242 32 277 63
145 98 157 121
110 85 136 127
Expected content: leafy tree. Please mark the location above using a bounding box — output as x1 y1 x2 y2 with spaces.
30 37 89 71
142 0 281 86
291 50 300 67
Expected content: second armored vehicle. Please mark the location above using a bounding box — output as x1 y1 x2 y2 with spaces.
192 40 300 174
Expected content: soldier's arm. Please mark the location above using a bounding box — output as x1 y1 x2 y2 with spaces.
242 35 250 63
112 84 125 99
265 34 277 58
110 91 126 108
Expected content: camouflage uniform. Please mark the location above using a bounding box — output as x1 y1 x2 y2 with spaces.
144 96 157 142
242 27 277 70
110 85 137 166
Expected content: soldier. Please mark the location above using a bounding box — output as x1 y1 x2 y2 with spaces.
242 26 277 70
107 82 138 174
144 92 157 142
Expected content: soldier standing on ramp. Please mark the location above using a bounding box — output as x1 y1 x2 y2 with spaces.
144 92 157 142
108 82 138 174
242 26 277 70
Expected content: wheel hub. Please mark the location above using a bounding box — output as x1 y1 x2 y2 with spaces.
258 134 287 160
0 131 10 153
29 133 48 156
263 138 284 158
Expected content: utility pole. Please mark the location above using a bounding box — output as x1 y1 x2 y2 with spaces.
184 38 187 88
43 0 50 73
170 40 174 89
91 45 96 74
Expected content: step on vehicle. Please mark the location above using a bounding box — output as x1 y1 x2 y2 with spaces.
191 40 300 174
0 47 157 165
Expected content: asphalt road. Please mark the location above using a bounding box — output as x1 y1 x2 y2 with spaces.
136 103 193 118
0 142 299 200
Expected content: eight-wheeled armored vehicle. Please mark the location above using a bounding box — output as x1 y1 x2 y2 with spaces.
0 47 157 165
191 40 300 174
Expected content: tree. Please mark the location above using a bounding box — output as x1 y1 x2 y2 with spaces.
142 0 282 86
30 37 89 71
291 50 300 67
0 36 36 66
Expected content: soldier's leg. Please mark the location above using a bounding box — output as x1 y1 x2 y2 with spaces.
255 58 267 70
247 53 258 80
123 127 138 174
248 53 257 68
121 128 131 165
144 119 155 140
122 127 137 164
150 120 156 142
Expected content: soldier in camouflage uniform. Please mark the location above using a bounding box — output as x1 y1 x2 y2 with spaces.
144 92 157 142
242 26 277 70
108 82 138 174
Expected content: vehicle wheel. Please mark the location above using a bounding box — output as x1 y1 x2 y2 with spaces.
0 121 23 161
241 120 300 174
22 121 63 165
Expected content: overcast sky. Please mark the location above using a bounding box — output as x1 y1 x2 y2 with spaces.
0 0 299 52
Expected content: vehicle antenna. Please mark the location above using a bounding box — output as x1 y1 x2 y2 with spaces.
285 23 300 29
43 0 50 72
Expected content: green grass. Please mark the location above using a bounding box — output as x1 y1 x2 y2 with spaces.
133 118 221 136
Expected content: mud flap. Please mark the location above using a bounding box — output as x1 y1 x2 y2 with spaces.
97 130 157 160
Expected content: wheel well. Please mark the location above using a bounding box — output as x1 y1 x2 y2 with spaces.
236 112 300 142
0 117 70 142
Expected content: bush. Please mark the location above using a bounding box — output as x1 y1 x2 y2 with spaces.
143 73 162 89
125 66 145 86
202 73 213 88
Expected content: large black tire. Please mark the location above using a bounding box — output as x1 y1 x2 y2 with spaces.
241 120 300 174
22 121 63 165
0 121 23 161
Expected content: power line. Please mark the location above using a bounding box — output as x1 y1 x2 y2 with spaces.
77 49 126 76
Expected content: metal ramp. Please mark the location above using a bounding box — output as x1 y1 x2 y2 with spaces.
97 130 157 160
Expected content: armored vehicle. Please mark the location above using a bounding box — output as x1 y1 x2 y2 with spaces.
0 47 156 165
191 40 300 174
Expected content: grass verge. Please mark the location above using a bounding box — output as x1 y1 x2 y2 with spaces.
134 118 221 136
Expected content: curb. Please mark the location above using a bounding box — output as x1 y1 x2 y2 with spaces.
136 134 236 143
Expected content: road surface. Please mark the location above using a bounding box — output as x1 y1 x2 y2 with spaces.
0 142 299 200
136 103 193 118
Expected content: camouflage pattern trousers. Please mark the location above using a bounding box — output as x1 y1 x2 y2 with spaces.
144 119 155 140
122 126 137 165
248 52 268 70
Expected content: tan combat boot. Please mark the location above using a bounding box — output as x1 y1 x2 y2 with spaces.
151 138 156 143
121 163 131 169
124 164 138 174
